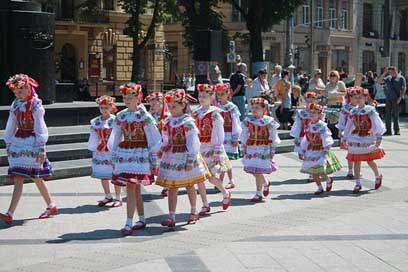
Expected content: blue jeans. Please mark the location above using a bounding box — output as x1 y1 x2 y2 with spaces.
232 95 246 121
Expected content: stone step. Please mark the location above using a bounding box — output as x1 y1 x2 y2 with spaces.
0 139 340 185
0 142 91 167
0 125 91 148
0 158 92 186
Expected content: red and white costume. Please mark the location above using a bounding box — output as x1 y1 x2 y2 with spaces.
156 113 210 188
88 114 115 179
290 109 310 155
192 105 232 175
343 105 386 161
4 75 52 179
108 84 161 186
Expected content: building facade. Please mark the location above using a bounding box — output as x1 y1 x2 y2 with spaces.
40 0 164 96
163 0 408 83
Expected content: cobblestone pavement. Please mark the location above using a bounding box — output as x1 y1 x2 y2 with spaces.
1 124 408 271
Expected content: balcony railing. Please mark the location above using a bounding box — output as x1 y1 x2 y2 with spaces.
55 9 110 24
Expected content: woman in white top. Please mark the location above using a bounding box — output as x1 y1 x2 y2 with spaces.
246 69 270 114
323 70 346 106
308 69 326 95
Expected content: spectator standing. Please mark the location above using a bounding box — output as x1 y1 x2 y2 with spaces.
230 63 247 121
276 70 292 130
308 69 326 95
270 65 282 98
324 70 347 106
366 71 377 99
379 66 407 135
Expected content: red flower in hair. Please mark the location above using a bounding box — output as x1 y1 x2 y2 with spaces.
196 84 214 92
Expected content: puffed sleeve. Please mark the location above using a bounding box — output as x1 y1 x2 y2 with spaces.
107 118 123 152
211 110 224 154
267 118 281 153
290 112 302 139
370 110 386 137
342 113 355 140
336 110 347 131
4 112 17 144
231 107 242 141
240 119 249 148
144 115 162 166
32 105 49 146
185 120 201 164
321 123 334 148
87 128 99 152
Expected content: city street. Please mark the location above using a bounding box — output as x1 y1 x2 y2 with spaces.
1 122 408 272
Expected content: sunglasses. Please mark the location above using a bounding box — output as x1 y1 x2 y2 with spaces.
329 74 336 77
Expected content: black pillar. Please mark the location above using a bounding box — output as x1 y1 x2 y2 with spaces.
0 0 56 105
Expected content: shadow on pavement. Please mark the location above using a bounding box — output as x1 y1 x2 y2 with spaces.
57 204 109 215
272 189 370 200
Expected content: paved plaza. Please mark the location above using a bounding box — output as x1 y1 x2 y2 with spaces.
1 122 408 272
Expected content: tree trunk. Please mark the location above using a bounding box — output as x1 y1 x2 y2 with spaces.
246 0 264 73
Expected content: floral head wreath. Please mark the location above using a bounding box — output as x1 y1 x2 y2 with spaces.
96 95 118 112
6 73 39 91
196 83 214 93
120 82 142 99
165 88 197 104
304 91 318 99
250 97 269 106
352 87 369 96
307 102 324 113
145 91 164 103
214 83 231 95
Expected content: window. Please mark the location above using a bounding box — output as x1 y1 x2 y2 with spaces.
363 3 374 35
103 48 116 81
362 51 376 74
302 3 310 25
328 0 336 29
331 49 349 73
231 0 246 22
104 0 114 10
315 0 323 27
340 1 349 30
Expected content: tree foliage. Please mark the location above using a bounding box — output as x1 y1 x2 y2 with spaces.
229 0 302 63
119 0 178 81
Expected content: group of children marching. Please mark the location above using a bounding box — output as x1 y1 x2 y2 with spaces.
0 74 386 235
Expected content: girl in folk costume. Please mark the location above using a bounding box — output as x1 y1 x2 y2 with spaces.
290 91 319 183
145 91 169 132
156 89 210 228
290 92 319 157
88 95 122 207
300 103 342 195
145 91 170 197
241 97 280 202
0 74 56 225
193 84 232 216
336 87 358 179
108 83 161 236
214 83 242 189
343 88 386 194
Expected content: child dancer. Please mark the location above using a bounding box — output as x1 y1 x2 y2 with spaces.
343 87 386 193
156 89 210 228
336 87 357 179
300 103 342 194
193 84 232 215
214 83 242 189
88 95 122 207
0 74 56 225
241 97 280 202
290 91 318 182
145 91 170 197
108 83 161 235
